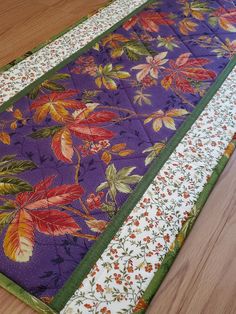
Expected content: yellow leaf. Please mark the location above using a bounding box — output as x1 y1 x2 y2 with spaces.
179 18 197 35
111 47 124 58
161 76 172 90
116 71 131 79
13 109 23 120
118 149 134 157
0 132 10 145
167 109 189 117
93 43 100 51
152 118 163 132
111 143 126 152
10 121 18 130
163 117 176 130
102 77 117 90
3 209 34 262
101 151 112 164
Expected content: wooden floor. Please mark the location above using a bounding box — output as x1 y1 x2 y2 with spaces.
0 1 235 313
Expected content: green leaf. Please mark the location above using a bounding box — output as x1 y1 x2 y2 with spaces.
42 81 65 92
144 151 156 166
124 48 141 61
115 182 132 194
0 160 37 176
0 155 16 163
29 126 62 139
0 200 16 211
0 177 33 195
117 166 136 179
28 86 40 99
96 182 109 192
122 175 142 184
106 164 117 181
125 41 150 56
208 16 217 27
0 212 14 234
50 73 70 80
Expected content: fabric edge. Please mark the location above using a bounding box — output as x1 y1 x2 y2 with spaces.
0 274 56 314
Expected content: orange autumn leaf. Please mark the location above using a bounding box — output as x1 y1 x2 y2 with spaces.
101 151 112 164
30 90 85 124
102 33 129 48
111 143 127 152
13 109 23 120
118 149 134 157
179 18 198 35
86 219 108 233
0 132 10 145
2 176 84 262
211 8 236 32
3 209 34 262
51 128 74 163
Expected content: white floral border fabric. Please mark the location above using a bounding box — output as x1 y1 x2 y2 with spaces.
61 67 236 314
0 0 148 107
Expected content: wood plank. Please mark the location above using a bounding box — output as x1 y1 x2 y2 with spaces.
0 0 107 67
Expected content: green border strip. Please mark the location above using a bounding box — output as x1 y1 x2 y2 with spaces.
134 137 236 313
51 57 236 311
0 0 114 73
0 0 155 114
0 274 56 314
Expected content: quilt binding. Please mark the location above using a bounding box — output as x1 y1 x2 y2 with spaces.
0 0 235 312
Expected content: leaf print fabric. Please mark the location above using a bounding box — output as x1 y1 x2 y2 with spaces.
0 0 235 306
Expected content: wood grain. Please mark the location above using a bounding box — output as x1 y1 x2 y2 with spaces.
0 1 235 314
0 0 107 67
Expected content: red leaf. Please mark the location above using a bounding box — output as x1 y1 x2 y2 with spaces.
69 124 115 141
175 53 191 67
25 184 84 210
182 68 216 81
82 111 117 124
175 77 195 93
30 209 81 235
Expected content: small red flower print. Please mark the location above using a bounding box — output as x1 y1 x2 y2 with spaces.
144 236 151 243
96 283 104 293
114 273 122 284
164 234 170 242
183 191 190 199
129 233 136 239
134 220 140 226
84 304 93 309
114 262 119 270
145 264 153 272
141 75 157 87
101 307 111 314
86 192 104 210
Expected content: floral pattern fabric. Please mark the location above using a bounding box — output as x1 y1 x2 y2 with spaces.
61 66 236 314
0 0 235 307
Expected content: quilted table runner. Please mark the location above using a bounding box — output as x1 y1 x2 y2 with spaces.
0 0 235 313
